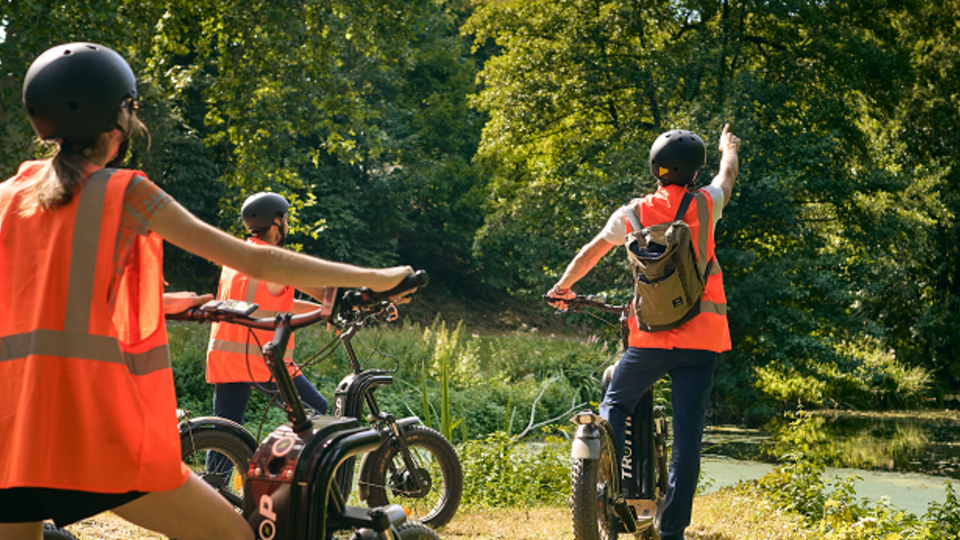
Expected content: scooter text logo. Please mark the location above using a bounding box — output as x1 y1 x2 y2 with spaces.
258 493 278 540
622 416 634 478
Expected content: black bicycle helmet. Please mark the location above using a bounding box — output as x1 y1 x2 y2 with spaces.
23 43 138 141
649 130 706 186
241 192 290 235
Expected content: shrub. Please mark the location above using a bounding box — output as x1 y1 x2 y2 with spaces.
458 430 570 509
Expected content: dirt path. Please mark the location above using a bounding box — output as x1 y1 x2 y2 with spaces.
64 495 809 540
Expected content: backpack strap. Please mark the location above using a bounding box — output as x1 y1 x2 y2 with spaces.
673 192 695 221
626 205 643 234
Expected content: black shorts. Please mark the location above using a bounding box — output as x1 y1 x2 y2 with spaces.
0 488 146 527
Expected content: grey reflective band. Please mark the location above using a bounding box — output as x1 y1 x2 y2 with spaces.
0 329 170 375
209 338 295 360
245 279 259 303
63 169 112 333
700 301 727 316
710 261 722 276
694 192 710 277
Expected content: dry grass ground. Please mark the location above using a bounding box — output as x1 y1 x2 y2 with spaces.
63 489 811 540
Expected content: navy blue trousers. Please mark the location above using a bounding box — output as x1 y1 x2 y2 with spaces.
206 376 328 478
599 347 717 540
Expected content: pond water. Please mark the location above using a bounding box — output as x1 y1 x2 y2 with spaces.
699 410 960 516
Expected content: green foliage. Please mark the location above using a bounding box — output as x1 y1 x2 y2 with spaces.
3 0 958 420
464 0 960 413
458 430 570 509
168 318 613 440
755 412 960 539
167 321 215 415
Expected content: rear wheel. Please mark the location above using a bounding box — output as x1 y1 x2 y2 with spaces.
180 427 254 510
360 425 462 528
570 434 618 540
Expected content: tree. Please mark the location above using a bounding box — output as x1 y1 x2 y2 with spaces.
463 0 943 416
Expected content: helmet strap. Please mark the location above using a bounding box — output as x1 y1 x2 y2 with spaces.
105 137 130 168
274 219 287 248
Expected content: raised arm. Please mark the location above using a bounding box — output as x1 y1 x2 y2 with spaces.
710 124 742 207
150 200 412 292
554 234 616 292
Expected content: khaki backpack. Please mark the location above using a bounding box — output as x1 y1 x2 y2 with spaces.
624 191 713 332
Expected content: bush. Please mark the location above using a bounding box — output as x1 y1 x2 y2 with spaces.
458 431 570 509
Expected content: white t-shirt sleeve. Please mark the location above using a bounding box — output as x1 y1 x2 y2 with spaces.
599 205 631 246
700 184 724 226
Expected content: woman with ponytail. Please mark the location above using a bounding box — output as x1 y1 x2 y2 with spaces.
0 43 413 540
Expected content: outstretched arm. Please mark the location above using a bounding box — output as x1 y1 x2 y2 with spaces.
711 123 742 207
150 201 413 292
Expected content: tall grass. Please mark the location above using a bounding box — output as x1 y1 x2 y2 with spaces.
168 317 612 441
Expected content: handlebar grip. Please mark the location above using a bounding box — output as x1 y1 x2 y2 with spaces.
340 270 428 310
165 307 208 321
371 270 429 300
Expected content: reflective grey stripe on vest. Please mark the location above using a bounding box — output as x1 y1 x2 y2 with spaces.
63 169 111 333
700 301 727 316
0 329 170 375
208 338 295 360
0 169 169 375
245 279 259 303
693 191 710 278
697 194 724 315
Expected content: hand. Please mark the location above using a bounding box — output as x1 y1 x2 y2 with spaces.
545 285 575 310
163 291 214 314
372 266 415 292
719 123 741 153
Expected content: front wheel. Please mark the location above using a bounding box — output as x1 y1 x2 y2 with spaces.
180 427 254 510
360 425 462 528
570 434 619 540
396 521 442 540
42 523 78 540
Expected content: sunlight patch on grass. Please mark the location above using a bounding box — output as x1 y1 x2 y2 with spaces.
687 487 811 540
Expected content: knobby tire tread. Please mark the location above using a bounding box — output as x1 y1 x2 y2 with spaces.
396 521 442 540
570 433 618 540
360 425 462 528
42 523 78 540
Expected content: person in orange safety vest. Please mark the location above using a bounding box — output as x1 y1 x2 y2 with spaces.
0 42 413 540
203 193 329 480
546 125 742 540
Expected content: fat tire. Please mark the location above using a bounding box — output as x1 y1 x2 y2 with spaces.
570 436 618 540
360 425 462 528
42 523 78 540
396 521 442 540
180 427 254 510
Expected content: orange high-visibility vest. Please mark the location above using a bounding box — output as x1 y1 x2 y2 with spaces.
625 184 731 352
206 238 300 383
0 163 188 493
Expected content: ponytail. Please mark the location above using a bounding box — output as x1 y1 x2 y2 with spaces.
18 105 148 217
